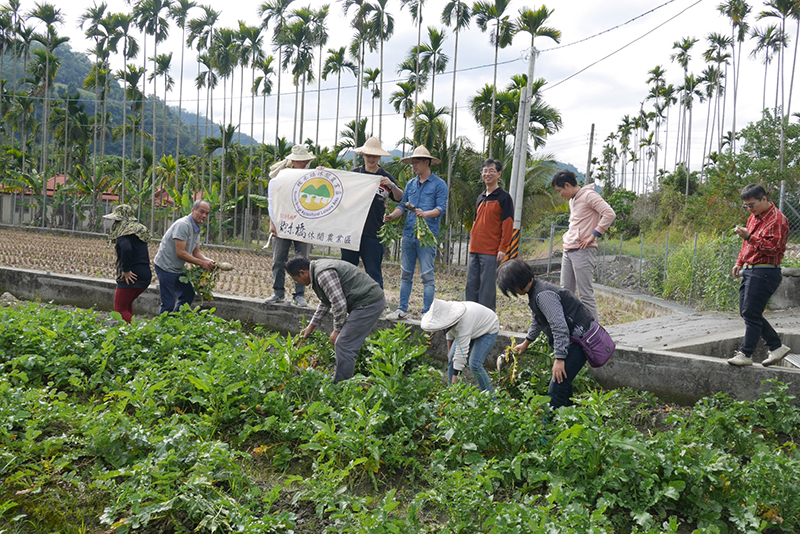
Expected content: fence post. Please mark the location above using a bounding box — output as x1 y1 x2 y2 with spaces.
690 233 698 303
547 223 555 276
617 235 623 287
639 233 644 291
779 180 786 213
600 233 607 284
664 234 670 288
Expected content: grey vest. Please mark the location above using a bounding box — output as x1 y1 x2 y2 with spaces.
310 259 384 312
528 279 594 346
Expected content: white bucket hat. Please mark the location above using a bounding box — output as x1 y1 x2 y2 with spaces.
286 144 315 162
354 137 391 157
420 299 467 332
400 146 441 166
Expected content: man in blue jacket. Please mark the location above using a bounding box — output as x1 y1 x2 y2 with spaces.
384 146 448 319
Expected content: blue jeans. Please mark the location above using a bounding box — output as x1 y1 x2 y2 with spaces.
272 237 309 298
448 331 497 393
154 264 195 314
548 342 587 409
398 236 435 313
342 235 385 288
739 267 783 356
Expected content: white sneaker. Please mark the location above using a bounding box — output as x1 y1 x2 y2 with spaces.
385 309 408 321
294 296 308 307
265 294 284 303
762 345 791 367
727 351 753 366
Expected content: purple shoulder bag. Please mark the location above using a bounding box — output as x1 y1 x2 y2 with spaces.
570 321 616 368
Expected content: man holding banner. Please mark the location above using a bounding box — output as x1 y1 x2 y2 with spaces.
384 146 448 320
266 145 315 306
343 137 403 288
267 155 385 297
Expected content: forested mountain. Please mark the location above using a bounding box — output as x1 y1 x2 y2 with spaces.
1 42 257 159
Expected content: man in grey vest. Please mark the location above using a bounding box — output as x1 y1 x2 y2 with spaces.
153 200 216 314
286 255 385 383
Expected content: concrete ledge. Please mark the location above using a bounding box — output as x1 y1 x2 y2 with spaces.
591 345 800 405
3 266 800 405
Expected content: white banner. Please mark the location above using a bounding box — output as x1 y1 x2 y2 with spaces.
268 168 380 252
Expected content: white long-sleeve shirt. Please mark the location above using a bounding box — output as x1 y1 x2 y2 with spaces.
446 302 500 371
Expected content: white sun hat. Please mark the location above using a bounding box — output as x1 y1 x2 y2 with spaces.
420 299 467 332
354 136 391 157
286 144 315 161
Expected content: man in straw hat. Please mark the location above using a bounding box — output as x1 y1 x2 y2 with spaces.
421 299 499 393
285 255 386 384
344 136 403 288
153 200 216 314
266 144 315 307
384 146 448 320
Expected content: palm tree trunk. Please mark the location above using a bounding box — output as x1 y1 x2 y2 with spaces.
787 20 799 119
293 77 299 143
275 44 282 160
488 36 499 158
151 38 158 231
238 65 244 145
176 26 187 197
449 23 460 147
247 64 257 244
378 33 384 139
139 36 147 221
220 80 227 243
315 43 323 152
300 73 306 142
335 71 341 146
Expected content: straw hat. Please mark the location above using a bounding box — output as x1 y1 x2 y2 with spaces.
354 137 391 157
286 144 315 162
400 146 441 165
103 204 137 221
420 299 467 332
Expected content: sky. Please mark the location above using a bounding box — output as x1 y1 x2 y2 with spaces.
44 0 787 174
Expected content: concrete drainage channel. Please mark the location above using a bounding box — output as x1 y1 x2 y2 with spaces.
2 266 799 406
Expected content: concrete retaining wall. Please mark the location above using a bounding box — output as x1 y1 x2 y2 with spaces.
772 268 800 310
3 266 799 405
591 345 800 405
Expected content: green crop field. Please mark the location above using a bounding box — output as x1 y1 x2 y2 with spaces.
1 302 798 533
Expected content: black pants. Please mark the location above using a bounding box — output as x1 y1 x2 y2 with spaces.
739 267 782 356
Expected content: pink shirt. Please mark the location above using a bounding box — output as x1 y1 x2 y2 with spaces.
562 185 616 251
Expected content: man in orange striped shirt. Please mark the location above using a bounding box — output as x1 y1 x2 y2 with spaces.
465 159 514 311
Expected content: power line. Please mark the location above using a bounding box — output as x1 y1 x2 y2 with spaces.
538 0 684 53
543 0 705 93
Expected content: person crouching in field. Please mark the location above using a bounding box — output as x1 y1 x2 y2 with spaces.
104 204 152 323
497 259 593 409
421 299 500 394
286 255 386 384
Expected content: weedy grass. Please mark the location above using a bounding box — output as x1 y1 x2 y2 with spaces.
1 303 799 533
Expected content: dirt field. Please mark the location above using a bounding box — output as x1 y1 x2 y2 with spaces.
0 228 659 328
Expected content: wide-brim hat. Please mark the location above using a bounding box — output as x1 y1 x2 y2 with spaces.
354 136 391 157
400 146 441 166
103 204 136 221
420 299 467 332
286 144 315 162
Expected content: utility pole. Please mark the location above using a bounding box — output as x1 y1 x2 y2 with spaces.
585 123 595 184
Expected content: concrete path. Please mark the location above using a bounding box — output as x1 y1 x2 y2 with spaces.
607 308 800 353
